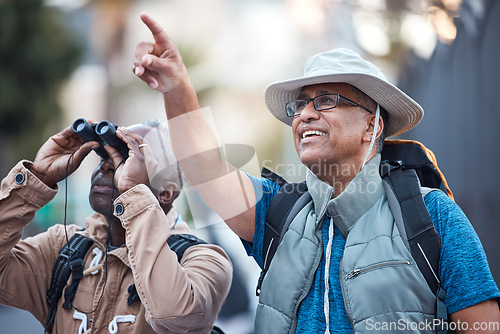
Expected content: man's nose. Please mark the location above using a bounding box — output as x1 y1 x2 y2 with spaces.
100 158 115 172
298 101 321 122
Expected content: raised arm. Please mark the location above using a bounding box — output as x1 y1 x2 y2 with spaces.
0 126 94 318
133 12 257 242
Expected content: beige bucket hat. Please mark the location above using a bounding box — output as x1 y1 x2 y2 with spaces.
264 48 423 137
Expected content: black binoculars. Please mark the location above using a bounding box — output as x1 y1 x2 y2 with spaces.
72 118 129 160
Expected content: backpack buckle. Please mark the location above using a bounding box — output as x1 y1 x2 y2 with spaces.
59 246 76 260
380 160 404 177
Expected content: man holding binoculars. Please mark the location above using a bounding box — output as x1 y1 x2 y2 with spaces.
0 119 232 333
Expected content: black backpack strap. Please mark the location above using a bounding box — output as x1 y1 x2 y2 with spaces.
167 233 207 261
127 284 140 306
262 181 308 271
381 161 441 294
61 259 85 309
256 168 309 296
261 167 289 187
45 232 94 332
211 325 226 334
381 161 447 333
127 233 207 306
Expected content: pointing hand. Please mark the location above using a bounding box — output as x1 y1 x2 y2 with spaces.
133 12 190 94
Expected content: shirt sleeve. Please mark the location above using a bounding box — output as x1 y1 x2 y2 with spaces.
115 184 233 333
425 190 500 313
240 174 281 269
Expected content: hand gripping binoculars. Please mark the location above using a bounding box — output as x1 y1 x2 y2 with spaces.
72 118 129 160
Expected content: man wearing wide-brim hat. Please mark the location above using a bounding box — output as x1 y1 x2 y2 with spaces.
134 12 500 334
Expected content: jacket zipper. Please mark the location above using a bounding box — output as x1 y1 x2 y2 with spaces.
339 259 355 333
289 211 328 334
345 260 411 279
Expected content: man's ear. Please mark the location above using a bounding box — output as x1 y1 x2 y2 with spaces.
362 114 384 143
158 189 175 207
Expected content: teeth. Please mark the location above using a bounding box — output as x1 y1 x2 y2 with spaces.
302 130 326 139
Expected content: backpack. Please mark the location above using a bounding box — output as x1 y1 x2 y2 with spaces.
44 232 207 333
257 139 454 334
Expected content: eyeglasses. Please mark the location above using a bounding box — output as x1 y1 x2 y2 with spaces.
285 93 373 117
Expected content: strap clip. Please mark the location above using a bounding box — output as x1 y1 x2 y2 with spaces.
59 246 76 260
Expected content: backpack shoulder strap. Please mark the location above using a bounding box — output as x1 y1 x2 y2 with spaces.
381 161 448 332
127 233 207 305
381 161 441 293
261 167 289 187
167 233 207 261
256 168 309 296
45 231 94 332
381 140 451 296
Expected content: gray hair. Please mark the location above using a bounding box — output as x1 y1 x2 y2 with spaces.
375 107 389 154
142 119 183 192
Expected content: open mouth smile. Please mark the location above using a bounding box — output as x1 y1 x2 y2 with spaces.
301 130 326 140
300 130 326 143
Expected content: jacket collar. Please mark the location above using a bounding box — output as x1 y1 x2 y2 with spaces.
306 155 384 238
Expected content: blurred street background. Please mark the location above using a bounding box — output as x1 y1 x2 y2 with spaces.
0 0 498 333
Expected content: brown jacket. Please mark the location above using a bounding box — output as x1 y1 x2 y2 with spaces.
0 161 232 333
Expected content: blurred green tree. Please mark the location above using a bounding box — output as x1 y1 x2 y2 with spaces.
0 0 82 174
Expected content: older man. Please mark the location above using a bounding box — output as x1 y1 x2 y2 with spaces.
0 119 232 333
134 12 500 334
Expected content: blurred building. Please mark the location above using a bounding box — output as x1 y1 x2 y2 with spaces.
399 0 500 283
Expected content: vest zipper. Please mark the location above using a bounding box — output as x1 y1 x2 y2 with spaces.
345 260 411 279
289 215 325 334
339 259 355 332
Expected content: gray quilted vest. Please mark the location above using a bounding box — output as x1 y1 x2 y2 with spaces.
254 155 436 333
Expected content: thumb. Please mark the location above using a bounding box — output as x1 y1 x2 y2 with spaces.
142 48 184 73
65 141 95 175
104 144 126 169
141 54 167 73
142 54 164 88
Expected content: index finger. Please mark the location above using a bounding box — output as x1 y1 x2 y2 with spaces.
140 12 171 46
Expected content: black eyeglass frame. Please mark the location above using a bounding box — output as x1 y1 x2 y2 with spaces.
285 93 373 117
